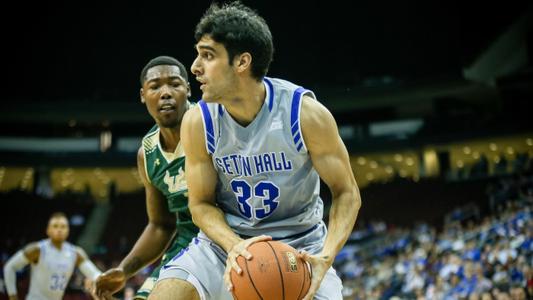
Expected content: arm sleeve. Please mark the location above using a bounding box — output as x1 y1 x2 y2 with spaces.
3 251 30 296
78 259 102 280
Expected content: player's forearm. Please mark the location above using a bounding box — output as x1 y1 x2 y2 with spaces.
4 251 30 296
320 186 361 262
190 201 242 253
79 259 102 280
3 265 17 296
118 223 176 278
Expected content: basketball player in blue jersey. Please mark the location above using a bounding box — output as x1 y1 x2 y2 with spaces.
3 212 102 300
149 2 362 300
94 56 198 300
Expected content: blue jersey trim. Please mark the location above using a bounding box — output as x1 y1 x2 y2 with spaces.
199 100 216 154
290 87 306 152
293 132 302 146
264 77 275 112
296 141 303 152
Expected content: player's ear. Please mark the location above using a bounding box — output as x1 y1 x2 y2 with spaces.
140 88 145 104
235 52 252 74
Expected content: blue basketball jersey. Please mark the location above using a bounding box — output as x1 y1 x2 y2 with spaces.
199 77 324 238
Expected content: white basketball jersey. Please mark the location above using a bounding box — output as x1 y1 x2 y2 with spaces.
199 77 324 238
26 239 77 300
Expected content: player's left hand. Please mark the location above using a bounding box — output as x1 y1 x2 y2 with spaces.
223 235 272 292
299 251 333 300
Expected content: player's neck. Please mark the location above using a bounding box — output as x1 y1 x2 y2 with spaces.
159 126 180 153
50 240 63 250
224 78 265 126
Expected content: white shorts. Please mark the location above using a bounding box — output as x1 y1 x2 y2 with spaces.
158 222 343 300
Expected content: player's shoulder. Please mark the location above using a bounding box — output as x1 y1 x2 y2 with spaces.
300 94 332 125
142 124 160 155
70 245 88 265
181 103 208 154
182 103 203 127
22 241 43 262
264 76 298 90
137 146 145 162
23 241 42 253
143 124 159 139
142 124 159 144
73 245 88 258
299 94 337 150
267 77 319 110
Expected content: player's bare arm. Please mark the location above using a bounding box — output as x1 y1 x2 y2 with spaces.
119 147 177 275
3 243 40 300
181 107 243 252
95 148 177 298
181 107 271 291
300 95 362 300
75 247 101 281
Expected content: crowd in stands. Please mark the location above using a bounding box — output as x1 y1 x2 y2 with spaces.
337 172 532 299
0 152 531 299
463 151 530 180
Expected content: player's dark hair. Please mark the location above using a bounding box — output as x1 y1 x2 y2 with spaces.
195 1 274 81
49 212 67 220
140 56 189 86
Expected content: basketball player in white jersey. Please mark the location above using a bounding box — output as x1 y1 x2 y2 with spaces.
3 212 102 300
148 2 362 300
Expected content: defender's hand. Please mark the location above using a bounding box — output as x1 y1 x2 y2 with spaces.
94 268 126 299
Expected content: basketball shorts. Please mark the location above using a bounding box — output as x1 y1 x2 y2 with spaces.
134 235 191 299
158 222 343 300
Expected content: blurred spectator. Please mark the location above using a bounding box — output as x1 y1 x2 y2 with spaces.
495 153 509 175
334 172 532 299
471 154 489 177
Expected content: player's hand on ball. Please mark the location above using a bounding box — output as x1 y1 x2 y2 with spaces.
94 268 126 299
299 251 333 300
223 235 272 291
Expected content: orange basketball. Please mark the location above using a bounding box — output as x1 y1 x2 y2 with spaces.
230 240 311 300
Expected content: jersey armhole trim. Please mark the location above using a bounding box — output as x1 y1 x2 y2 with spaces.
142 145 151 184
290 87 311 153
198 100 216 155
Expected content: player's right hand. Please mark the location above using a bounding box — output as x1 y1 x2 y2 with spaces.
223 235 272 292
93 268 126 299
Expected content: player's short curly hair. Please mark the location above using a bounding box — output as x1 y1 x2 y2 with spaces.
195 1 274 81
140 56 188 86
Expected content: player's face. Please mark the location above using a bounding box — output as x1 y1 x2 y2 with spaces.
46 216 69 242
141 65 190 128
191 35 238 103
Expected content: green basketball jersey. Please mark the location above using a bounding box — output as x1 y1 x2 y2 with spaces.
142 124 199 248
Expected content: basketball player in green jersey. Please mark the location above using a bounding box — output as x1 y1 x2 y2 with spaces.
94 56 198 300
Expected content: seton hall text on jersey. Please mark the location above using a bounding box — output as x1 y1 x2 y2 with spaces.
214 152 293 177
